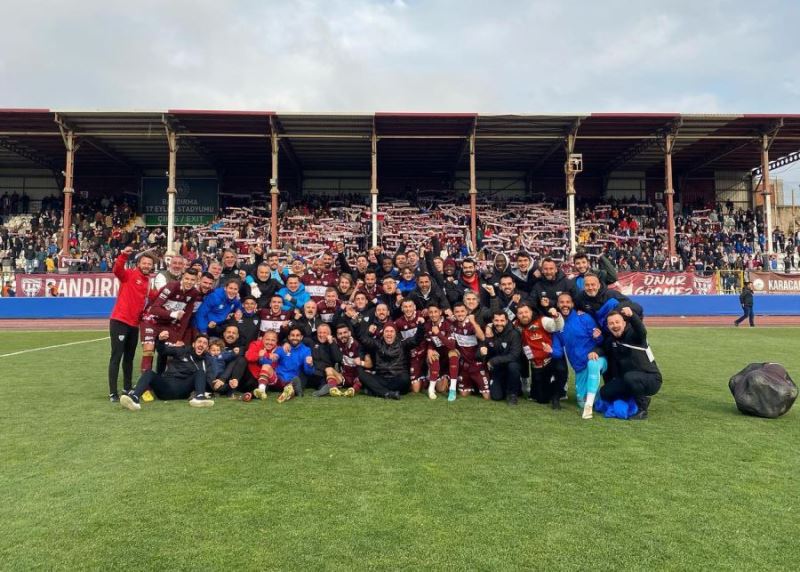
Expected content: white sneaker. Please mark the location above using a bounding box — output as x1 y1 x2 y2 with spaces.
190 396 215 408
120 394 141 412
254 388 268 400
582 403 593 419
428 389 437 400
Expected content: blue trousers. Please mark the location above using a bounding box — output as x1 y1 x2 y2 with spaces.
575 357 607 406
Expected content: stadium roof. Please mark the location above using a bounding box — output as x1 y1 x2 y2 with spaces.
1 109 799 180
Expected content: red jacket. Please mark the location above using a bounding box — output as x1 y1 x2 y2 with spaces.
110 252 152 327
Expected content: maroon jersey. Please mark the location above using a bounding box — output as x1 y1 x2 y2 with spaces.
259 308 292 333
424 318 456 352
452 318 480 364
336 337 361 381
316 299 341 324
394 312 426 356
357 284 383 306
145 281 203 334
302 270 338 302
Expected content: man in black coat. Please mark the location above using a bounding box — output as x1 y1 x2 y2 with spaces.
355 320 425 399
595 307 662 420
733 281 755 327
119 331 215 410
480 311 523 404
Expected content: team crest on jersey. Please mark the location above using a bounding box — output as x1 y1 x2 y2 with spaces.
118 335 125 341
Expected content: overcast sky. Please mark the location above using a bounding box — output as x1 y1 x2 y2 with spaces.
1 0 799 191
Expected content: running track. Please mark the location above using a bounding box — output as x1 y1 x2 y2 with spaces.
1 316 799 331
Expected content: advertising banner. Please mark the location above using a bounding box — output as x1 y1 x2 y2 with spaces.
611 272 718 295
750 272 800 294
15 273 120 298
142 177 218 226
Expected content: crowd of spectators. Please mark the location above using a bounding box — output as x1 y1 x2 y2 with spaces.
1 190 799 297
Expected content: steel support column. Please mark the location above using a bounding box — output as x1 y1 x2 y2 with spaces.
59 129 76 265
165 129 178 255
565 133 578 256
468 129 477 253
664 134 677 258
370 127 379 248
761 134 773 256
270 128 280 250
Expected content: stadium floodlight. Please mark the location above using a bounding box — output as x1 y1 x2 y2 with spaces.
566 153 583 174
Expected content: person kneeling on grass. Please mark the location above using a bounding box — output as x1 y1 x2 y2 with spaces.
120 331 215 411
271 326 315 403
551 292 607 420
355 319 425 400
244 330 281 400
595 307 662 420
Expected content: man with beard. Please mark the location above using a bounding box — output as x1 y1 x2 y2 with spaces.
108 246 156 402
303 256 338 303
355 321 425 400
428 257 465 308
290 300 324 341
209 324 246 395
356 269 382 306
408 272 450 313
259 294 293 340
532 257 576 309
458 258 490 308
572 251 618 291
119 331 215 411
595 308 662 420
139 268 201 373
153 254 186 290
265 251 285 285
480 311 523 405
220 245 263 282
333 322 363 396
484 274 531 323
516 302 564 408
510 250 539 295
551 292 607 420
244 263 282 308
273 326 315 403
394 299 428 394
574 273 643 331
335 241 371 283
307 323 347 396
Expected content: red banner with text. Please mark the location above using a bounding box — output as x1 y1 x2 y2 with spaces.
15 273 120 298
749 272 800 294
610 272 718 295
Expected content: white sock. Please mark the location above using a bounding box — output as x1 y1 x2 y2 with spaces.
449 378 457 391
258 383 266 392
585 392 596 410
428 381 437 395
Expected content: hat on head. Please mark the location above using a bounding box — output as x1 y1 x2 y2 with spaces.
382 321 397 331
444 258 457 270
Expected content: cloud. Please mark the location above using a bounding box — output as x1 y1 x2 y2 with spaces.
0 0 799 112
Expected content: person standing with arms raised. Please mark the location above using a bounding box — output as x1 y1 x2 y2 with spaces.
108 246 156 402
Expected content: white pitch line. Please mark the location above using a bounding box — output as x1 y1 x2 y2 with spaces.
0 336 109 358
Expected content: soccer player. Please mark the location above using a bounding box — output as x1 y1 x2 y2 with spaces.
108 246 156 402
119 331 215 411
572 251 617 291
259 295 293 339
139 268 201 373
303 257 338 303
424 303 460 400
394 298 428 395
451 302 489 400
333 323 362 396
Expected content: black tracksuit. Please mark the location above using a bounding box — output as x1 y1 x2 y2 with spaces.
355 322 425 397
483 326 523 400
596 313 662 405
132 341 212 400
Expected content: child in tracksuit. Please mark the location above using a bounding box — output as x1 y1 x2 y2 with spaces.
208 339 238 389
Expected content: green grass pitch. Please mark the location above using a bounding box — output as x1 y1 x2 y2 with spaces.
1 328 798 570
